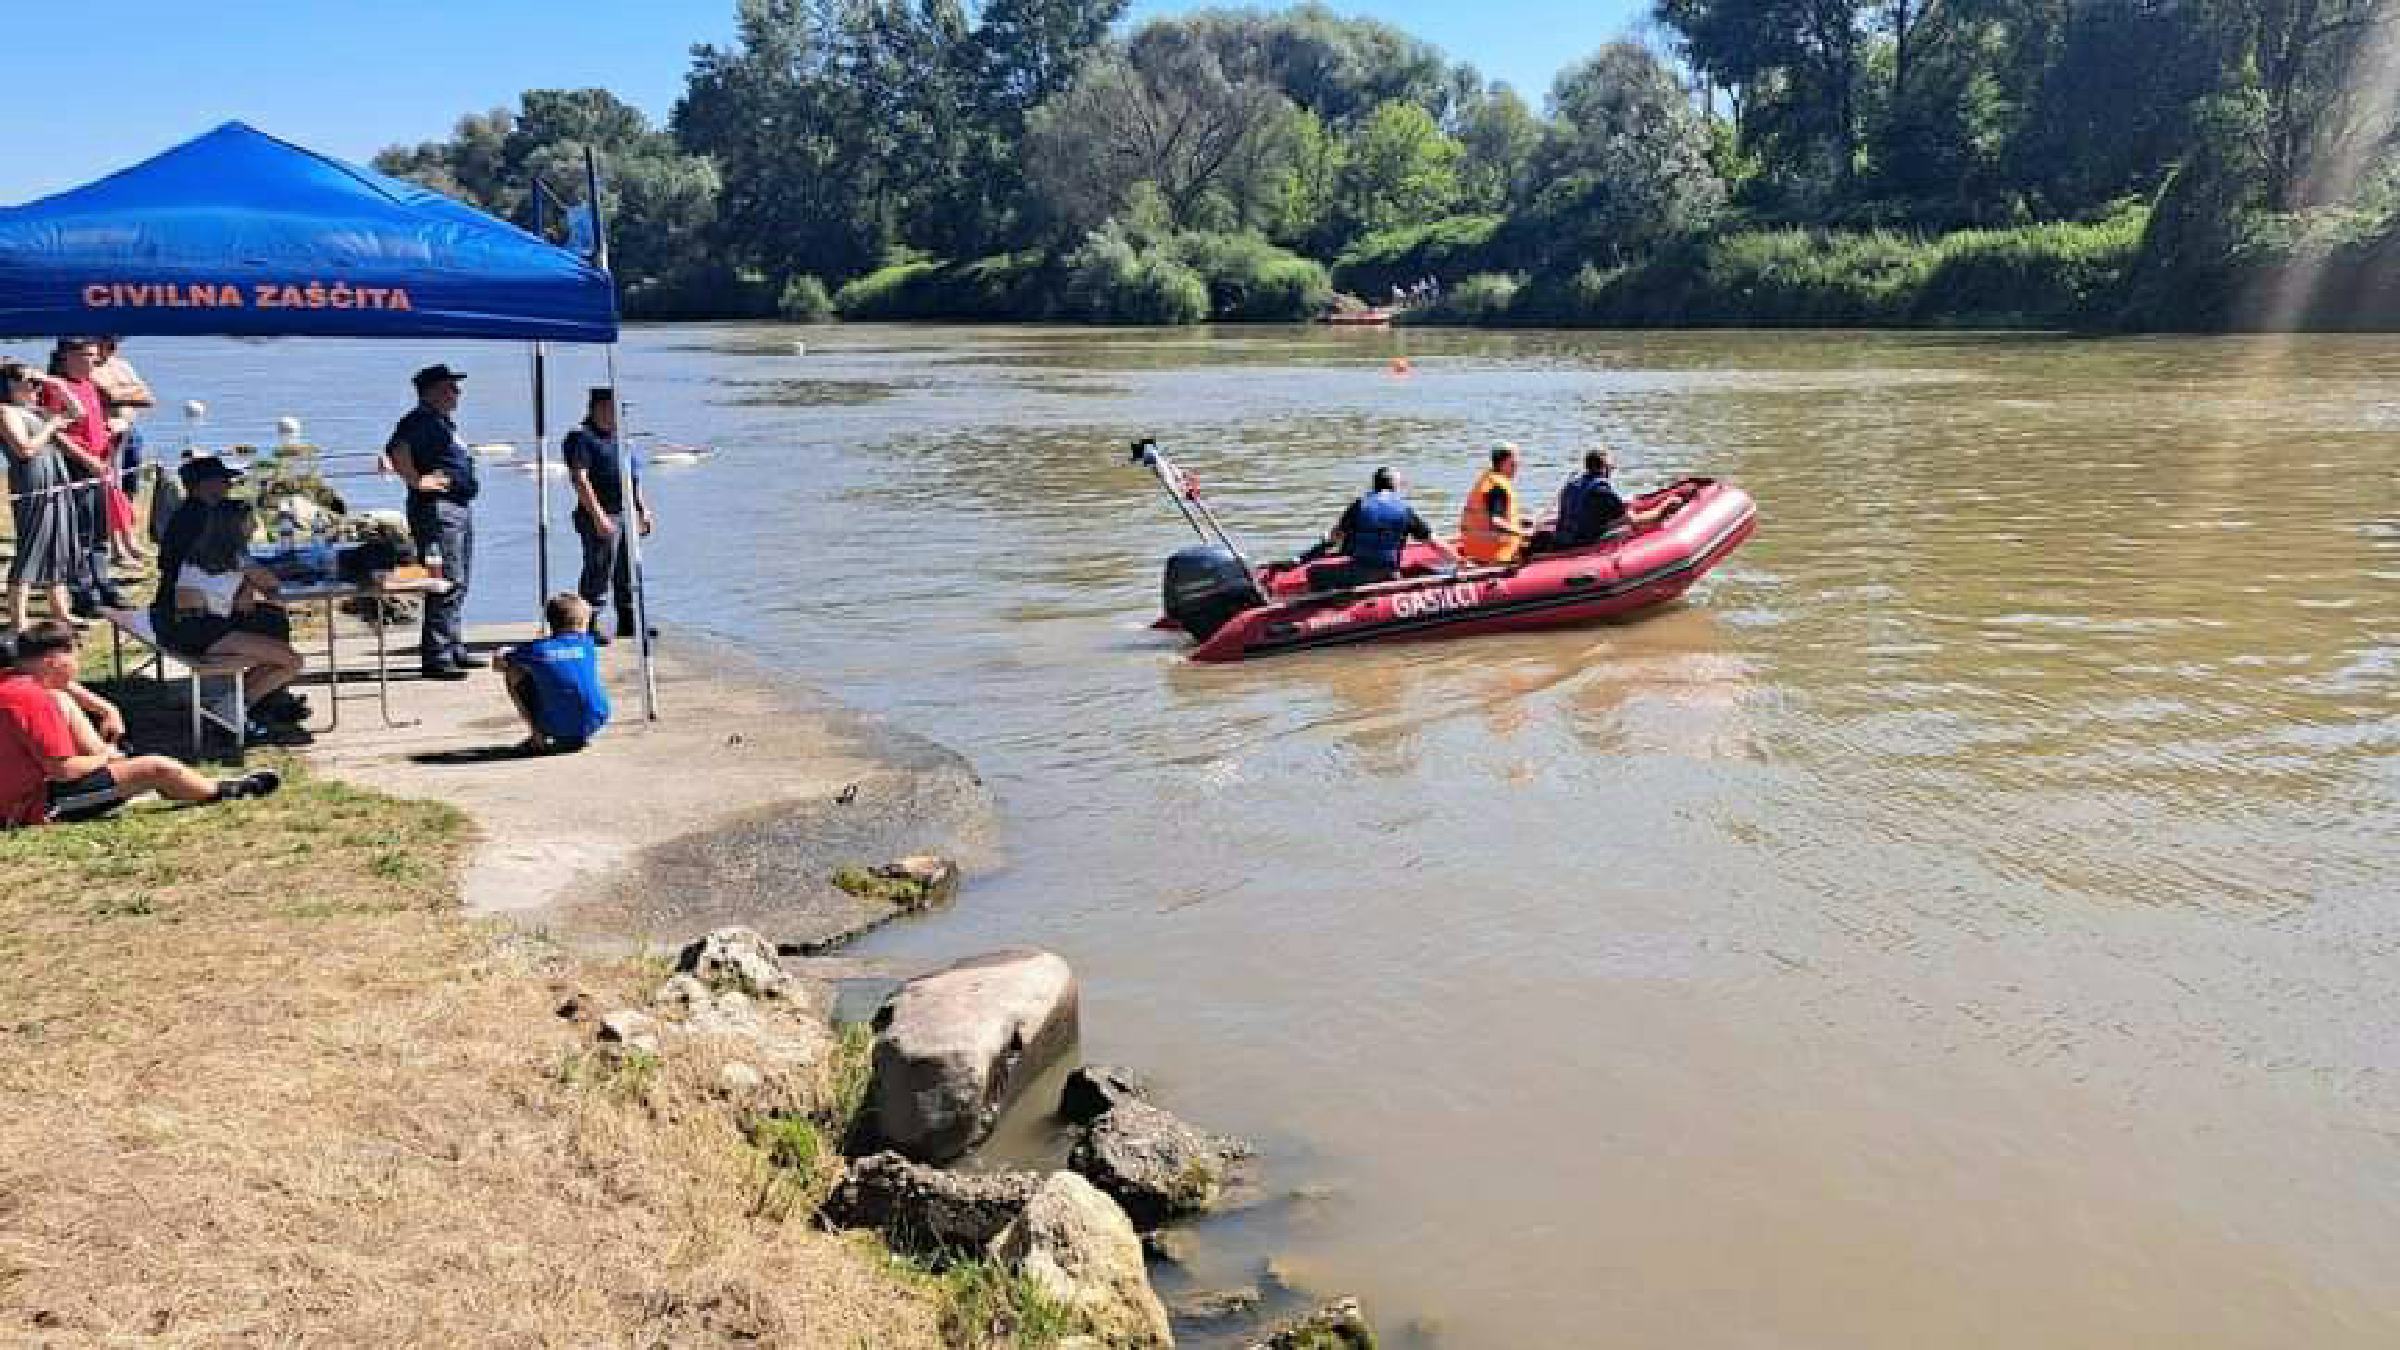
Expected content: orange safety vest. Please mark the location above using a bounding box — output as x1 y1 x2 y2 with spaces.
1457 469 1523 564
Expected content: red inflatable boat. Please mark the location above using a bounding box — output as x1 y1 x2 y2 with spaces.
1132 442 1758 663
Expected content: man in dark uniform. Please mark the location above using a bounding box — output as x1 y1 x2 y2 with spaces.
1550 447 1670 551
560 387 653 645
384 364 482 680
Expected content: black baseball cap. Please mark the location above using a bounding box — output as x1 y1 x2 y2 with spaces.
412 363 468 391
178 455 244 487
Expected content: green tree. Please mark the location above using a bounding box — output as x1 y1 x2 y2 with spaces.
1454 83 1543 212
375 91 714 294
1251 2 1457 129
1335 101 1466 240
1658 0 1871 201
1023 18 1296 236
1532 42 1727 262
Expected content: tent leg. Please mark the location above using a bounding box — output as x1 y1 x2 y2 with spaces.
531 340 551 612
603 343 657 723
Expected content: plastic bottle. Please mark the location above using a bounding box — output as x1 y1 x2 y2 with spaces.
422 540 444 580
276 507 298 558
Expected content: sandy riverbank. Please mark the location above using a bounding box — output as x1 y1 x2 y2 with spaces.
306 627 1001 954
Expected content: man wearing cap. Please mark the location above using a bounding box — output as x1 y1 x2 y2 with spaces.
385 364 481 680
560 387 653 645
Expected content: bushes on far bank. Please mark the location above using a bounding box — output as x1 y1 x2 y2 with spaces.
778 274 835 322
821 229 1330 325
637 209 2154 331
834 252 1065 321
1428 209 2149 329
1334 214 1506 298
1064 228 1211 325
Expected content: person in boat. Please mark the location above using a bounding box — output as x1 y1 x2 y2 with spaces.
1456 442 1532 565
1546 448 1672 551
1316 467 1452 590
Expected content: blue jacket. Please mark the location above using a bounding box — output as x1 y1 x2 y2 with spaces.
1345 490 1416 569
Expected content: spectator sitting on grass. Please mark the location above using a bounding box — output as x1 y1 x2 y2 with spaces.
0 620 279 827
496 593 611 755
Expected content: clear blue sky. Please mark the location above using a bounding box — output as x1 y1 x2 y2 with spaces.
5 0 1645 204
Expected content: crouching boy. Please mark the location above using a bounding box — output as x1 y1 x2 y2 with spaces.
497 593 611 754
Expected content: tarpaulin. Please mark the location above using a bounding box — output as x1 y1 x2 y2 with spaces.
0 122 617 342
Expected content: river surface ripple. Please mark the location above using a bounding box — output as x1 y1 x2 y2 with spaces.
96 326 2400 1349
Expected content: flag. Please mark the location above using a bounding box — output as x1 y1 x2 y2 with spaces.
565 204 600 259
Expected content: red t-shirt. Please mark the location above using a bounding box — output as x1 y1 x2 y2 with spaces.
39 377 110 470
0 673 73 826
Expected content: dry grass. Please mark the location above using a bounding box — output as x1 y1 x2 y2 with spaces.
0 759 949 1348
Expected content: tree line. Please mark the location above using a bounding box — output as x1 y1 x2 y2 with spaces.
376 0 2400 328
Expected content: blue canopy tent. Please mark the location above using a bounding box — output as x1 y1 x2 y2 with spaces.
0 121 654 716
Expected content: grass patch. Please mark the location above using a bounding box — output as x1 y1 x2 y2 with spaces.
905 1254 1080 1350
0 757 948 1347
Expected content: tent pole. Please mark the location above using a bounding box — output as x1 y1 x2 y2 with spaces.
605 341 657 722
531 339 551 609
586 144 655 723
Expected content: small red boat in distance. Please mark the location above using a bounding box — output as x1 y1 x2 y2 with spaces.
1131 441 1758 662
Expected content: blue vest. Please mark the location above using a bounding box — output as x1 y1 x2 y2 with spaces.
513 633 611 742
1555 473 1625 546
1348 490 1413 569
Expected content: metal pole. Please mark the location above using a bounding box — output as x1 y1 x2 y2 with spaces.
589 144 657 722
528 181 554 612
531 339 551 607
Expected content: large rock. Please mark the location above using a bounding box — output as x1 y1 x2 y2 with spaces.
1246 1297 1377 1350
1059 1064 1153 1126
831 855 962 911
821 1151 1043 1254
652 973 832 1070
869 948 1078 1162
1069 1099 1230 1229
676 927 795 1000
989 1172 1170 1350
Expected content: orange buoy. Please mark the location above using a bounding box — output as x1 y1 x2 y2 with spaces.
1389 357 1413 376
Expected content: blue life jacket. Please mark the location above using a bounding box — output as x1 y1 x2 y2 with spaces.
1347 490 1413 569
1554 472 1626 546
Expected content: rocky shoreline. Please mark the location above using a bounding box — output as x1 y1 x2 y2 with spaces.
310 629 1382 1348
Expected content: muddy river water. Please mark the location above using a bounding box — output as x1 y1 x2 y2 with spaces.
99 326 2400 1347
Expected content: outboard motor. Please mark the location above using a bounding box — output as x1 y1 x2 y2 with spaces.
1163 545 1265 641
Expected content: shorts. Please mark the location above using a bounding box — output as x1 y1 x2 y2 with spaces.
161 613 235 656
48 767 124 823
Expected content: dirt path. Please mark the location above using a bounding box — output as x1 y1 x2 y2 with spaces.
307 627 999 953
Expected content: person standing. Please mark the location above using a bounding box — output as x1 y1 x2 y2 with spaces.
560 387 653 645
1456 442 1531 565
384 364 481 680
38 339 127 614
1 363 85 632
92 337 155 567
